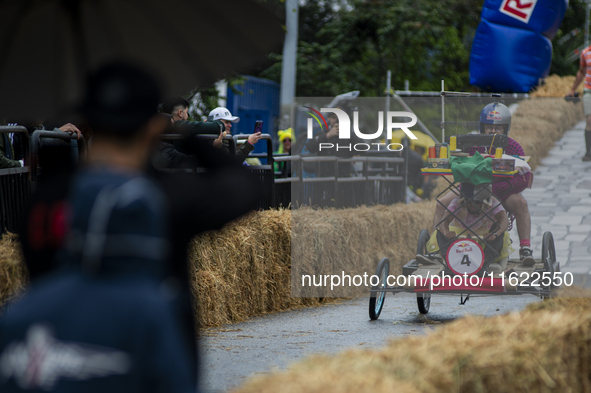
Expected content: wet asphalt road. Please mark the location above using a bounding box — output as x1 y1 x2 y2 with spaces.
200 292 538 393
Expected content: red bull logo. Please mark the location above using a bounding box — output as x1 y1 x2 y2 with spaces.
499 0 538 24
486 110 502 121
456 242 473 253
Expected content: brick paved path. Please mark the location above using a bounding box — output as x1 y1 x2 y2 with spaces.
510 121 591 283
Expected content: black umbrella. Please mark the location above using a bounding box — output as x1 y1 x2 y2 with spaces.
0 0 284 122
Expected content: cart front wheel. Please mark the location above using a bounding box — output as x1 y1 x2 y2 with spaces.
417 293 431 314
369 257 390 320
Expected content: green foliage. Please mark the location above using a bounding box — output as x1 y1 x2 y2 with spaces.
259 0 483 96
185 75 245 121
194 0 583 110
551 0 587 77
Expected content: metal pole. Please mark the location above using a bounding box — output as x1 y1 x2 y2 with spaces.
385 70 391 141
280 0 299 128
587 1 591 48
441 78 445 143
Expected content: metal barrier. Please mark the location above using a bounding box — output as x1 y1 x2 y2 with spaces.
273 155 299 208
284 154 406 209
233 134 274 210
162 133 409 210
0 126 31 233
30 130 86 181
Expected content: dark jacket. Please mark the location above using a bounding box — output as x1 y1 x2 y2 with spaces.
173 120 254 163
0 271 195 393
0 134 21 168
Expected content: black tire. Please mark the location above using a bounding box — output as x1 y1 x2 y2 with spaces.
541 232 556 276
369 257 390 320
417 229 430 255
417 294 431 314
541 232 557 298
416 230 431 314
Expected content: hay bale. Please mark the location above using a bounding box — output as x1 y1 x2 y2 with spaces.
234 295 591 393
291 202 434 297
190 209 326 327
531 75 582 97
511 98 583 170
191 202 436 325
0 233 27 307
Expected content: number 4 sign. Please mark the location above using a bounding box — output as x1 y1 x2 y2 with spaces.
446 239 485 276
499 0 539 24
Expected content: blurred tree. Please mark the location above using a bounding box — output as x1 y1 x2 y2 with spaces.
550 0 587 77
184 75 245 121
193 0 581 104
259 0 483 96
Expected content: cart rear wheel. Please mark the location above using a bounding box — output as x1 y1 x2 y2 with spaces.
417 294 431 314
541 232 556 276
417 229 429 255
542 232 557 299
369 258 389 320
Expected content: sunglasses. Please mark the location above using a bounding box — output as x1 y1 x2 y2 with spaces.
283 138 292 142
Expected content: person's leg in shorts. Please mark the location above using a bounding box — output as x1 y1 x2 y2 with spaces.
582 91 591 161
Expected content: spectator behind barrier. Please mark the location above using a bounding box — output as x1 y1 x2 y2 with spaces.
274 128 294 178
161 96 189 122
0 123 23 168
207 107 262 163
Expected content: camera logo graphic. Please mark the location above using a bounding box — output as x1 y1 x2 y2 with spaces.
304 107 418 141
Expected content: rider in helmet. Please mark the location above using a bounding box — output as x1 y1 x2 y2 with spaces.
430 101 535 266
479 101 511 135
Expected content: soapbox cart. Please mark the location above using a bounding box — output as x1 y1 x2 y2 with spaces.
368 135 563 320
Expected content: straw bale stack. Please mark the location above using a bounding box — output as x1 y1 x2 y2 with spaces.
0 233 27 307
191 202 435 326
190 209 302 327
290 202 434 297
234 296 591 393
531 74 582 97
511 97 583 170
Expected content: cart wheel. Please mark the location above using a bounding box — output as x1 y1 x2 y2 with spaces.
416 230 431 314
541 232 557 299
417 229 430 255
417 294 431 314
369 257 390 320
541 232 556 276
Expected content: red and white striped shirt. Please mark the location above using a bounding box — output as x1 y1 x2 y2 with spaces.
581 46 591 90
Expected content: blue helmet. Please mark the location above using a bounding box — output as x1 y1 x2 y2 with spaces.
479 102 511 135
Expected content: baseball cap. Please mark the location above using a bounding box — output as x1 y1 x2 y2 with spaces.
208 107 240 123
79 62 161 135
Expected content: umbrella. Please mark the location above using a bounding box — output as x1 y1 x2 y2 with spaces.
391 129 435 161
0 0 284 122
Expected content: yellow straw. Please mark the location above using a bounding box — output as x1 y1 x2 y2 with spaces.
488 133 496 155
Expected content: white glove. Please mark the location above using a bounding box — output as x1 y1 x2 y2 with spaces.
18 160 24 167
